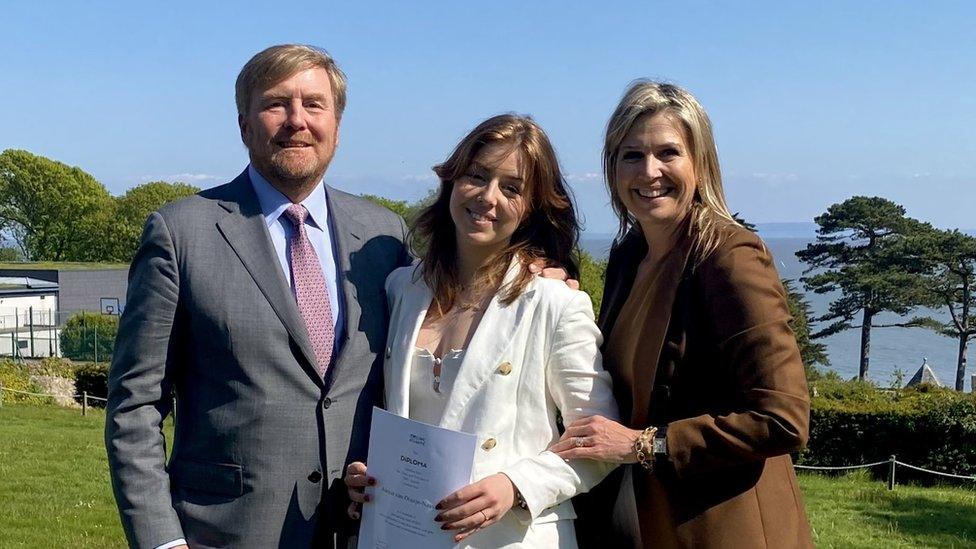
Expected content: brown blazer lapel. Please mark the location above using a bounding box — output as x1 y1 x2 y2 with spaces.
599 230 646 342
628 238 692 427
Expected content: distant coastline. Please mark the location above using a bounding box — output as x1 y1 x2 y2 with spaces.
579 224 970 389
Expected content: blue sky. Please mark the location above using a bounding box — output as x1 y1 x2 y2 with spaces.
2 1 974 234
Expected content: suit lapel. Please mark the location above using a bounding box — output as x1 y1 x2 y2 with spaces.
385 268 431 419
322 186 367 379
440 260 537 430
214 171 322 386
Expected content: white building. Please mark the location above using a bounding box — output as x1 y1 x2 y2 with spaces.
0 276 60 358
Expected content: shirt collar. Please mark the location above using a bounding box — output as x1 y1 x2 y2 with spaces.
248 164 328 230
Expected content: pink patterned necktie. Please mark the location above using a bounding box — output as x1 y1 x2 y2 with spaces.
283 204 334 377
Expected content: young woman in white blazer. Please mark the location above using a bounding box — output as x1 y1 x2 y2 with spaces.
345 114 619 547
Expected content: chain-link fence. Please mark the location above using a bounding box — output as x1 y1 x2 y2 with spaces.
0 308 118 362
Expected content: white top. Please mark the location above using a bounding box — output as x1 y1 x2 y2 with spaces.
408 347 464 425
384 260 620 548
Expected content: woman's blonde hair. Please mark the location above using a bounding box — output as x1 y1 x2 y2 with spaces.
411 114 579 314
603 79 740 264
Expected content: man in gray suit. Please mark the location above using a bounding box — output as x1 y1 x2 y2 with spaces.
105 44 411 548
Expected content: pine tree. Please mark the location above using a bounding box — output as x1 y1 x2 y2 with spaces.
797 197 929 380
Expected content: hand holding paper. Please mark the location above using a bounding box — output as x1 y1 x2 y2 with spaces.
434 473 516 543
356 408 478 549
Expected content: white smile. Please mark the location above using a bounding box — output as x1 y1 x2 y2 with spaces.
634 187 674 199
466 207 496 225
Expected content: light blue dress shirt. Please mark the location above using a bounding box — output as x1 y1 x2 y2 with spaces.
248 164 345 350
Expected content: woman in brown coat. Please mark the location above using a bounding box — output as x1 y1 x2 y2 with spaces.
550 81 814 548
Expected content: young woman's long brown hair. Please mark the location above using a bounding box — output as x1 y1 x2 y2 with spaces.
410 114 580 315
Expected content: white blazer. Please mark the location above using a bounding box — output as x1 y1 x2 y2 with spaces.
382 261 620 548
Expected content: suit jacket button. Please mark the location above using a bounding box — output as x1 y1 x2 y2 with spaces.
385 346 392 359
322 397 332 409
308 471 322 483
498 362 512 375
481 438 497 451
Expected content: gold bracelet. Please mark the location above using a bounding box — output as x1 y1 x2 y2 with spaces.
633 426 657 470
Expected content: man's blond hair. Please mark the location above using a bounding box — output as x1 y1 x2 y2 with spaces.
235 44 347 119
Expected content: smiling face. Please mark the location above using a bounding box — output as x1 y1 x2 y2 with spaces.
615 111 697 232
239 66 339 199
449 141 527 259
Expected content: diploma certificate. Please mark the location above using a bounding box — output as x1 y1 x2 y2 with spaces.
358 407 478 549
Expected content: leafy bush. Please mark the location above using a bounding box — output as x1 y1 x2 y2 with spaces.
800 378 976 482
73 363 109 407
30 357 78 379
60 312 118 362
0 359 52 404
578 250 607 316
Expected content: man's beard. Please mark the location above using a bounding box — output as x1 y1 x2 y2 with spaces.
251 146 333 193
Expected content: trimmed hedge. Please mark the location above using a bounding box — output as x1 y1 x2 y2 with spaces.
799 376 976 481
73 363 109 407
60 312 118 362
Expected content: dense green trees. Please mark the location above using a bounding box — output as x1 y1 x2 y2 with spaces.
0 150 198 262
105 181 200 261
0 150 114 261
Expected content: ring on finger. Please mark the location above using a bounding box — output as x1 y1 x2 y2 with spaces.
480 509 490 524
575 436 585 448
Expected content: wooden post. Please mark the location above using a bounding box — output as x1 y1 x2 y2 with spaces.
0 383 4 408
887 455 896 490
82 391 88 416
971 374 975 393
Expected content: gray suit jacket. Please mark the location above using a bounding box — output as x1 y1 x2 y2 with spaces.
105 170 411 548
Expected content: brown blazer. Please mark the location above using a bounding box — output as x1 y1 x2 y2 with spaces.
575 225 813 549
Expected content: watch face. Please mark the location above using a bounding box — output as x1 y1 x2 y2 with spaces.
653 436 667 455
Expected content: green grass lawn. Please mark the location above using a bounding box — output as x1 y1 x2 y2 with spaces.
803 469 976 548
1 402 974 548
0 403 172 548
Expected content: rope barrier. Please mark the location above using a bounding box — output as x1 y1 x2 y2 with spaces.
894 461 976 481
795 461 889 471
0 386 62 398
796 458 976 485
0 386 107 401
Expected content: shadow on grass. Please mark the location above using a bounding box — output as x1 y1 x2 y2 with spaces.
856 491 976 546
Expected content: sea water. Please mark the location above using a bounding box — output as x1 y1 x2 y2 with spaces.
580 235 968 390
